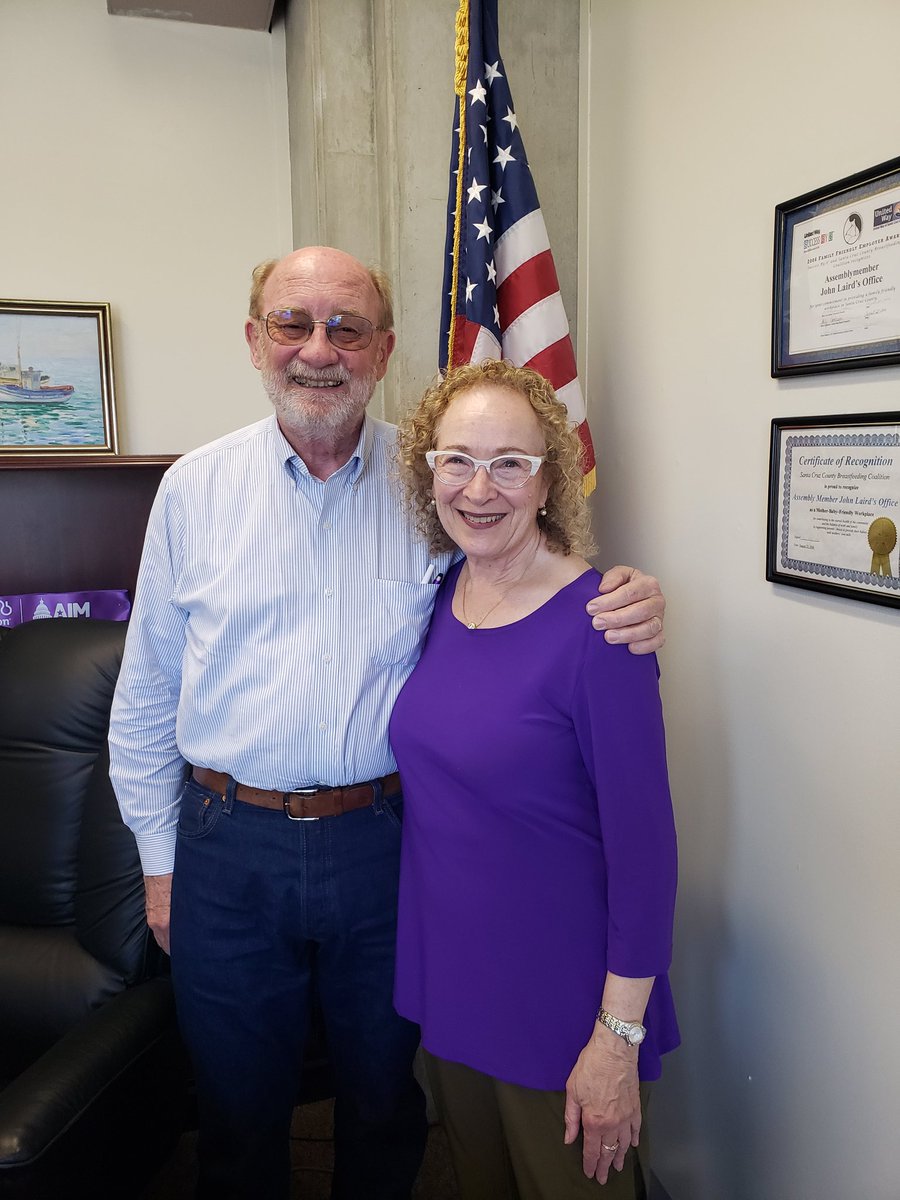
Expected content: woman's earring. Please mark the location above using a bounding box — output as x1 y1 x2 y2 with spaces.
539 506 548 517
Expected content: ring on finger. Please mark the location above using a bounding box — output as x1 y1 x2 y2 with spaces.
601 1142 619 1153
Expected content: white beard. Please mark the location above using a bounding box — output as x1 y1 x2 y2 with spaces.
260 358 377 439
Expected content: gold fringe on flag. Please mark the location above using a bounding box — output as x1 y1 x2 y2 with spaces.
447 0 470 367
454 0 469 94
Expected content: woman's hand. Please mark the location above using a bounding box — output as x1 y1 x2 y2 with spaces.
564 1027 641 1184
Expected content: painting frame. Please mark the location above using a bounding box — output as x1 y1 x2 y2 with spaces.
772 156 900 377
0 299 118 455
766 412 900 608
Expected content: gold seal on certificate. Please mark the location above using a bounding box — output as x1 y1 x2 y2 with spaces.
867 517 897 576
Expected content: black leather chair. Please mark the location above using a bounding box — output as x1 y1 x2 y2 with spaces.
0 619 189 1199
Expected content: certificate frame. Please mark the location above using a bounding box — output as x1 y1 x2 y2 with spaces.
772 157 900 376
0 299 118 455
766 412 900 608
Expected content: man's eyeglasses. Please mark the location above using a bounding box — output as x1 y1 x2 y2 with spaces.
425 450 545 489
263 309 383 351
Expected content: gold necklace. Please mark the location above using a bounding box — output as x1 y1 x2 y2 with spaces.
462 573 508 629
460 548 539 629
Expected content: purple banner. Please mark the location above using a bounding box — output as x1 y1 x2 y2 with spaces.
0 590 131 628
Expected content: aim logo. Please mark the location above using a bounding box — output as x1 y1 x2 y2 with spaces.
32 598 91 620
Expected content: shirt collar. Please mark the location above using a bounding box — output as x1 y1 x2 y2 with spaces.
271 414 374 485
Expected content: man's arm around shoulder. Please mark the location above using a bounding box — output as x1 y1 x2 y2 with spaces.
586 566 665 655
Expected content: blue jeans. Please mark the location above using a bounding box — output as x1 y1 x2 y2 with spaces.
169 776 427 1200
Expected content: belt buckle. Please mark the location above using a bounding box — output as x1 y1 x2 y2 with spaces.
284 786 322 821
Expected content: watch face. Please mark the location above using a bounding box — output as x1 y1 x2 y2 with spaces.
626 1024 646 1046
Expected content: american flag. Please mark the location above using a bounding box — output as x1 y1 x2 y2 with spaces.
439 0 596 492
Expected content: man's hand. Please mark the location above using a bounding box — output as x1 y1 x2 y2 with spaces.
564 1029 641 1183
143 873 174 955
586 566 665 655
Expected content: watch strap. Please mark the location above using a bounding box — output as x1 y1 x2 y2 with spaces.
597 1007 646 1045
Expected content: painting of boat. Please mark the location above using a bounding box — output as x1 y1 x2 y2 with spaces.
0 352 74 404
0 362 48 384
0 299 117 453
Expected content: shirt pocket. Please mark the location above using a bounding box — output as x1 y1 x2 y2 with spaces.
370 579 437 669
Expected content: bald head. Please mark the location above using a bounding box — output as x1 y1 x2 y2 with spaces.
248 247 394 331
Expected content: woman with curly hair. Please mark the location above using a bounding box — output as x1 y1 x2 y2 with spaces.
390 359 679 1200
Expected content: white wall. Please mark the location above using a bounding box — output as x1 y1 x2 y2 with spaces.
1 0 292 453
582 3 900 1198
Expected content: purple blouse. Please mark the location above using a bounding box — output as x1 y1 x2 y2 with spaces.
390 564 679 1090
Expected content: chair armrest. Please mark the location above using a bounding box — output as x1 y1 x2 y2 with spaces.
0 977 181 1168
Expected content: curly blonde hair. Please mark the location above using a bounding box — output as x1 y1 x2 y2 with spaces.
397 359 595 557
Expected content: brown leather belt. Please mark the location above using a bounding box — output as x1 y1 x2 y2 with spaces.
191 767 400 821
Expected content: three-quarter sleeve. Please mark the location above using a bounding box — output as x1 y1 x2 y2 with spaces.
571 644 677 979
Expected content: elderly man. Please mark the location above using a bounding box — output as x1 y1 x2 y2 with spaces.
108 246 665 1200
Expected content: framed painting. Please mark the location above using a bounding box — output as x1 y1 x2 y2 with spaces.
0 300 118 454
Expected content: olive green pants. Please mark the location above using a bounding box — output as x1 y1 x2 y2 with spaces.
424 1050 652 1200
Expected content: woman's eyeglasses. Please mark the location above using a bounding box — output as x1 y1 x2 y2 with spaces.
425 450 545 489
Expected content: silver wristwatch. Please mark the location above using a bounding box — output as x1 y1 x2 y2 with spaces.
597 1008 646 1047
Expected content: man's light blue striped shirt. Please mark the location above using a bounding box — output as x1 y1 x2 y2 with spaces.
108 414 455 875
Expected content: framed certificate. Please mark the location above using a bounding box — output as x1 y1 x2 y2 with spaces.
772 157 900 376
767 413 900 608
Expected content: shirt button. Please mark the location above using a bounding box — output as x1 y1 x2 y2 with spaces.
324 588 333 598
323 654 332 664
323 520 332 530
318 721 327 731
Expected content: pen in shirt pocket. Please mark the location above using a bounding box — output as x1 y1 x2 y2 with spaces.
420 565 443 585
